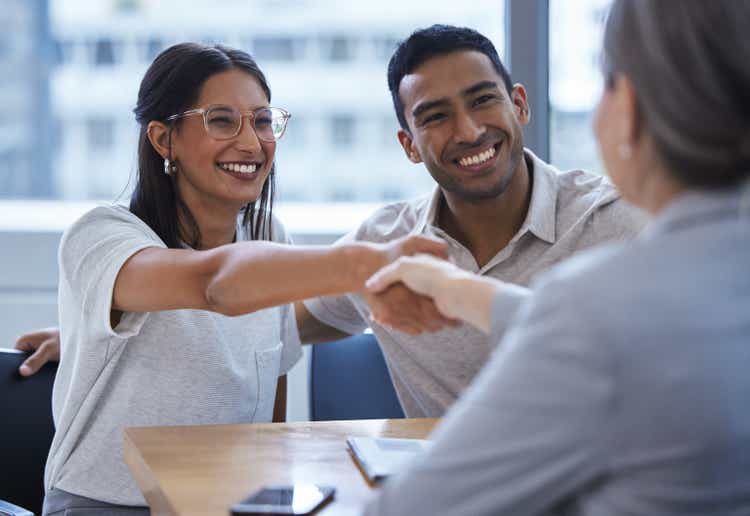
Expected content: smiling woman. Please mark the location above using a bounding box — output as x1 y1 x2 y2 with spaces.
40 42 448 515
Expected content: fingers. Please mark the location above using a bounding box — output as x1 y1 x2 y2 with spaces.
18 338 58 377
365 260 404 293
15 329 54 352
367 285 458 336
419 297 461 329
405 235 449 259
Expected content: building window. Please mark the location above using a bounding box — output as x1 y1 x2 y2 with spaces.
549 0 612 175
53 40 74 65
330 115 355 147
253 37 299 62
90 38 120 66
138 37 163 62
381 116 400 147
322 36 356 62
374 36 399 61
86 118 115 150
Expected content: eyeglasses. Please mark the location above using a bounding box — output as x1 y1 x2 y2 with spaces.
166 105 291 142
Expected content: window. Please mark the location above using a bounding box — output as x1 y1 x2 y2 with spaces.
548 0 612 175
321 35 356 62
138 37 163 63
253 37 300 62
374 36 400 61
330 115 356 147
90 38 121 66
0 0 505 205
86 118 115 150
54 40 73 65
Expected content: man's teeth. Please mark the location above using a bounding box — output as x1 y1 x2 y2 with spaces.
458 146 496 167
219 163 257 174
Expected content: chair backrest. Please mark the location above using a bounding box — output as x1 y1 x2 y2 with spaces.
309 333 405 421
0 349 58 515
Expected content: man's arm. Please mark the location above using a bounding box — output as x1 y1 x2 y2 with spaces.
294 301 351 344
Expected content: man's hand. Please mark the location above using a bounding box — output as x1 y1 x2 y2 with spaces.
14 327 61 376
366 254 509 334
364 284 460 336
381 234 449 265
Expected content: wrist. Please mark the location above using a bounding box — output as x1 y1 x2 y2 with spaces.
339 243 387 291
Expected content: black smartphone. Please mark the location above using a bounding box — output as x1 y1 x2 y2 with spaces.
230 484 335 515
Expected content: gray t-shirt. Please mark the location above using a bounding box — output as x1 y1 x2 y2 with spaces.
45 205 302 506
305 150 647 417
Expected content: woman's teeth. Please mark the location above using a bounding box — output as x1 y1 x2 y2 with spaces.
458 146 496 167
219 163 257 174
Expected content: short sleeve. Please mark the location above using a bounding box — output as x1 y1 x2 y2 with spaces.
590 192 649 242
58 205 164 342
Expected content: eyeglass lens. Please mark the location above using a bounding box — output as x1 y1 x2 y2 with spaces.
205 106 286 141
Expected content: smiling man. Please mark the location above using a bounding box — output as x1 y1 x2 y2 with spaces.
299 24 647 417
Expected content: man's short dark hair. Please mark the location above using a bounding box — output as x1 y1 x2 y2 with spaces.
387 24 513 132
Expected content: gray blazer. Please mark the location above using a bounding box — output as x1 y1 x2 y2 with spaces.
366 183 750 516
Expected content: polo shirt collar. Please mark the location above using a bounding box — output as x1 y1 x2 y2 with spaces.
413 148 558 245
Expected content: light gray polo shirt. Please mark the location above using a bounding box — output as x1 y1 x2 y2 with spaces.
366 185 750 516
304 150 647 417
45 205 302 506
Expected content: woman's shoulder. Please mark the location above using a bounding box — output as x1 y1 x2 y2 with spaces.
62 203 162 248
69 203 142 228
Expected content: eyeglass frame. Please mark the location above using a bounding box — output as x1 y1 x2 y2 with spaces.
165 104 291 142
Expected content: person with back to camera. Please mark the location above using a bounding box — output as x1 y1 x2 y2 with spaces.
40 42 445 515
364 1 750 514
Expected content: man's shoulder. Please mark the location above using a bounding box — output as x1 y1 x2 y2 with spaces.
550 167 649 238
554 167 619 209
351 195 432 243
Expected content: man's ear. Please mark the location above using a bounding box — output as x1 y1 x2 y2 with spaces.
397 129 422 164
511 84 530 126
146 121 173 160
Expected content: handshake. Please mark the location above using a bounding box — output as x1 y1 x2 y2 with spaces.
360 234 501 336
15 234 507 377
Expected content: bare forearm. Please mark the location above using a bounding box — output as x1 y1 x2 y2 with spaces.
295 301 351 344
206 242 384 316
439 275 530 334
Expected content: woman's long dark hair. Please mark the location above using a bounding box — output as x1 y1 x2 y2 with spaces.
132 43 275 248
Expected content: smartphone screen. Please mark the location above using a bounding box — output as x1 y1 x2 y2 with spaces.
231 484 335 515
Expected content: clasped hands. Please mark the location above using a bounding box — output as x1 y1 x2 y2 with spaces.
363 242 471 335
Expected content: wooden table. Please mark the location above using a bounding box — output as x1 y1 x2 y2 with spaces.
124 418 438 516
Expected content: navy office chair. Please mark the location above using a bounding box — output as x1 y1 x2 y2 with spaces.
309 333 405 421
0 349 58 516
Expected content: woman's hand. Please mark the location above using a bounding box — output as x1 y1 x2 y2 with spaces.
366 255 502 333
